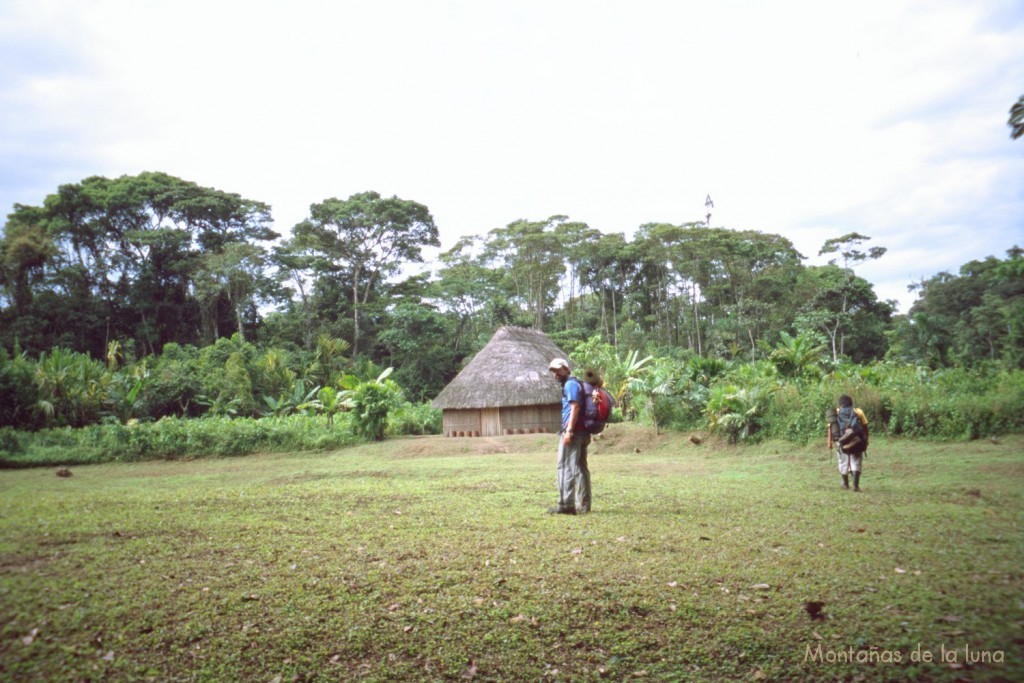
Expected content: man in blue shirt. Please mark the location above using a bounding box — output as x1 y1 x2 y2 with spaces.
547 358 591 515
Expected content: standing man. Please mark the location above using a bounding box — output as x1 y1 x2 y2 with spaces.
548 358 591 515
827 394 869 492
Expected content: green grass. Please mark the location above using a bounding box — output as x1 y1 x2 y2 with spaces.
1 425 1021 682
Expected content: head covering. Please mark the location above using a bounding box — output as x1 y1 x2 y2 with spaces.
838 395 853 407
548 358 570 371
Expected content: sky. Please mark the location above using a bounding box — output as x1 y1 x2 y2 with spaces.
1 0 1022 314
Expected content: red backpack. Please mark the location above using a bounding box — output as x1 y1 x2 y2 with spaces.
571 378 615 434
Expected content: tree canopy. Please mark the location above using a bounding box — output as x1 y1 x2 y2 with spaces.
3 172 1020 409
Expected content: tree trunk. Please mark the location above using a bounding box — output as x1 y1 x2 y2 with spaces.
352 286 360 357
611 287 618 348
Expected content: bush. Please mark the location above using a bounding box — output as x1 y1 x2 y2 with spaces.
350 379 403 441
141 343 203 419
760 365 1024 444
387 402 442 436
0 350 40 430
882 368 1024 440
0 427 22 454
0 415 363 468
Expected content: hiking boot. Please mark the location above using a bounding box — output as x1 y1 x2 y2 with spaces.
841 475 850 490
853 472 861 492
547 506 576 515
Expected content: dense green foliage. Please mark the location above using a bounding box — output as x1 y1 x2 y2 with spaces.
1 172 1022 460
890 247 1024 369
0 333 443 466
0 415 360 467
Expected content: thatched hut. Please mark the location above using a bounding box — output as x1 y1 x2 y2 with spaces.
432 326 567 437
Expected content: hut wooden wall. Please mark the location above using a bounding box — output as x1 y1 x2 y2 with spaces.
442 404 561 437
442 409 482 437
499 404 561 435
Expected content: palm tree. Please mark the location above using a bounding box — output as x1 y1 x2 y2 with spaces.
706 383 772 443
770 331 826 379
1010 95 1024 140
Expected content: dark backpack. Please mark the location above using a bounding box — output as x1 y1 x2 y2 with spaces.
569 377 615 435
836 405 867 454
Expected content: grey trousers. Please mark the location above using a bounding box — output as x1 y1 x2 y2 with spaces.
557 432 592 512
836 446 863 475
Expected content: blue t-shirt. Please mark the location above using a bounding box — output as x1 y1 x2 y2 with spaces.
562 378 582 431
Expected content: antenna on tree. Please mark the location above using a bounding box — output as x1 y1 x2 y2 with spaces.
704 194 714 225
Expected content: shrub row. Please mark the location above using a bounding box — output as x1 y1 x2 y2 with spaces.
0 414 363 468
761 368 1024 444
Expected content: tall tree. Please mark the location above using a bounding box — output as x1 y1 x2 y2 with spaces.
379 302 458 401
0 172 276 355
0 208 54 313
894 247 1023 368
429 235 505 353
287 191 438 357
552 217 600 331
813 232 887 363
481 217 564 329
194 242 274 342
795 265 893 364
577 232 639 346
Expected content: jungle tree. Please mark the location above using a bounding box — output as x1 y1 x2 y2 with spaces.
0 172 277 355
285 191 438 357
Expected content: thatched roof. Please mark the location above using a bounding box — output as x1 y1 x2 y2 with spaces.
432 326 568 409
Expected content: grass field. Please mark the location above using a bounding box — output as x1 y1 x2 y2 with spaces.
1 425 1021 682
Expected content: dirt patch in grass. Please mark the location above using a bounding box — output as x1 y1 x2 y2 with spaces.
389 423 710 460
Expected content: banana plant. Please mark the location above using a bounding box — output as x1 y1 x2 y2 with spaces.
627 357 679 434
611 349 654 419
343 367 400 441
103 362 149 423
